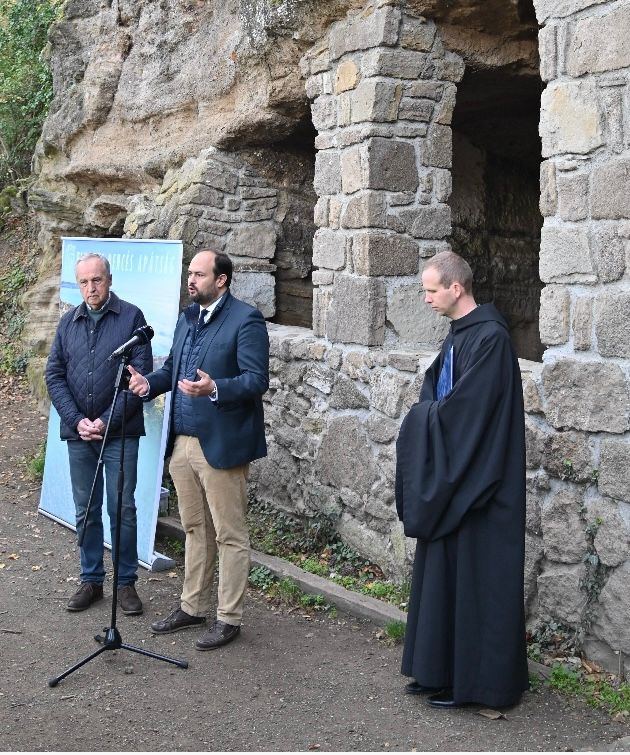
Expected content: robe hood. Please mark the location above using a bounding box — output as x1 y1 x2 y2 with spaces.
450 302 508 334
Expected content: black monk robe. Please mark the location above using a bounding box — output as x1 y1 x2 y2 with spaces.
396 303 529 707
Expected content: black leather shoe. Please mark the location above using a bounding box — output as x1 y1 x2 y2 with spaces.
405 681 445 696
151 607 206 634
427 690 465 708
67 582 104 612
118 585 143 616
195 619 240 651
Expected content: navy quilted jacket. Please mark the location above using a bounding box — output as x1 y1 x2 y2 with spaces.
46 292 153 440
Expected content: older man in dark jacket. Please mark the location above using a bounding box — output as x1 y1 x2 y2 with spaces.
46 253 152 615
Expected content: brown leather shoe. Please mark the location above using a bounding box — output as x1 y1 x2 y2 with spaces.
150 607 206 634
67 582 104 612
118 585 143 616
195 619 240 651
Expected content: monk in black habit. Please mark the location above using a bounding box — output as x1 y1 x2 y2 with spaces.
395 251 529 709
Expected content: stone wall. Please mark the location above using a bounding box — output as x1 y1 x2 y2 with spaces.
529 0 630 674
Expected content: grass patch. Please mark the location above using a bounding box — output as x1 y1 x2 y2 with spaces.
25 440 45 480
247 498 409 611
248 566 336 617
548 663 630 716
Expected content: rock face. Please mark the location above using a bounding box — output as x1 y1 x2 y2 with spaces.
21 0 630 678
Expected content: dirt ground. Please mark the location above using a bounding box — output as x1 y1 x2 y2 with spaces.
1 380 630 752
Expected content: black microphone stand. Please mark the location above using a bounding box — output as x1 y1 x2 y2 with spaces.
48 353 188 687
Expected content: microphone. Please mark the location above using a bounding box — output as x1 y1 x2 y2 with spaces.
107 325 154 361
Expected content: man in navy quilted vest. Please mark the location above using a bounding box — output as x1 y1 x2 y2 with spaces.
46 253 153 616
128 249 269 650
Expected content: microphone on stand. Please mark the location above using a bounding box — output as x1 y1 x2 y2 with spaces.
107 325 154 361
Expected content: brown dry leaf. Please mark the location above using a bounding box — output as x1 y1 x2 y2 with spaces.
166 571 178 578
308 746 321 751
0 563 5 569
7 553 19 560
31 565 41 571
478 708 506 720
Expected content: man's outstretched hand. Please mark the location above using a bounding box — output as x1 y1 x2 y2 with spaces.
127 364 150 396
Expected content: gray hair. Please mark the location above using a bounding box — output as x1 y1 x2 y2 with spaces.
75 253 111 275
424 251 473 294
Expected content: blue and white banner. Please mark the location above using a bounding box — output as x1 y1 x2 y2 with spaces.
39 237 183 571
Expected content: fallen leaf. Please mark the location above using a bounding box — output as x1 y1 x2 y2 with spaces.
308 746 320 751
167 571 178 578
0 564 5 569
31 565 41 571
7 554 18 560
478 708 506 720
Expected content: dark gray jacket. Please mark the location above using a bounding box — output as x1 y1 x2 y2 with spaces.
45 292 153 440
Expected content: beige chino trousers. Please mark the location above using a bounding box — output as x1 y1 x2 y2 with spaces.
169 435 250 626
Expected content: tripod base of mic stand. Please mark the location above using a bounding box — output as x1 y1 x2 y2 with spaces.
48 626 188 687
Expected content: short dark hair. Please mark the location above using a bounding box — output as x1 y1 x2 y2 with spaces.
212 251 233 287
425 251 473 294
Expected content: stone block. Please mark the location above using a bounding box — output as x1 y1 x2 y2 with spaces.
400 16 436 51
365 138 419 192
534 0 607 23
370 370 409 418
313 196 329 228
387 284 450 347
542 360 630 433
540 81 603 157
424 124 452 168
366 413 399 444
584 497 630 568
230 271 275 318
312 287 332 338
312 269 334 286
311 95 337 131
405 204 451 239
588 561 630 657
303 364 335 395
539 285 570 345
398 97 434 122
352 231 419 276
326 275 386 346
599 440 630 503
540 160 557 217
351 80 402 123
387 350 423 372
329 375 370 409
595 293 630 358
536 563 586 626
328 6 401 61
572 297 592 352
433 170 452 202
557 170 589 221
525 532 544 609
432 51 465 83
590 224 626 283
341 192 387 229
591 157 630 219
525 416 545 469
312 228 347 271
335 59 360 93
362 48 427 79
566 5 630 76
403 81 443 100
314 150 342 196
542 430 593 484
315 415 376 496
522 372 543 414
542 488 588 564
341 145 365 195
225 222 276 260
538 23 557 83
539 224 594 282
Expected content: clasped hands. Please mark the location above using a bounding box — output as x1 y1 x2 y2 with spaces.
127 365 216 397
77 417 105 442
